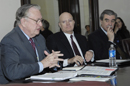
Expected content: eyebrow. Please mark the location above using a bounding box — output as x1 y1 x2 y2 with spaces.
112 19 116 21
105 18 109 21
105 18 116 21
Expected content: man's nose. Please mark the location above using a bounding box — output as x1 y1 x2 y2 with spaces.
66 21 70 25
108 21 112 26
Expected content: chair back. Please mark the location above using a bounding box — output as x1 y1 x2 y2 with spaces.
122 38 130 56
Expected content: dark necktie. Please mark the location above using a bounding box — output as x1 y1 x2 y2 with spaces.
70 35 81 56
29 38 36 52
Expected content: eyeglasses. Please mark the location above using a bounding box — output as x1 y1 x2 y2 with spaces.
25 16 44 24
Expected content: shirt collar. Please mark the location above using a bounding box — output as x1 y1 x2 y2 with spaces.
64 32 74 39
100 26 107 35
20 29 30 40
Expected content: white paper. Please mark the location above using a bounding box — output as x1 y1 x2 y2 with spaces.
96 59 130 63
62 66 84 71
30 71 77 81
70 77 110 82
77 66 117 76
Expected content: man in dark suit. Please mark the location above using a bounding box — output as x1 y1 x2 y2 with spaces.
47 12 94 67
88 9 128 60
1 4 63 83
0 44 9 84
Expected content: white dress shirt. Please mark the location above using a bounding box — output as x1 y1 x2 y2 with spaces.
63 32 94 67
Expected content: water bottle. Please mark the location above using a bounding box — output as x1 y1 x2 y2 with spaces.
109 44 117 67
110 75 117 86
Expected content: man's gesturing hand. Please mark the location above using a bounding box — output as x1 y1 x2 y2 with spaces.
41 50 64 68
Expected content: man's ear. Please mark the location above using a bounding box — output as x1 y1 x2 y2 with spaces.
21 18 26 27
100 20 103 25
58 22 61 28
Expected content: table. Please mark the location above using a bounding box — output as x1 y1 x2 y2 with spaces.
0 81 110 86
94 60 130 86
116 66 130 86
1 61 130 86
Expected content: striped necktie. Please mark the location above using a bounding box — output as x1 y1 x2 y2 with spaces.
29 38 36 52
70 35 81 56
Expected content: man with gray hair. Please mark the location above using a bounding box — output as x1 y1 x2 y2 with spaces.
1 4 63 82
88 9 128 60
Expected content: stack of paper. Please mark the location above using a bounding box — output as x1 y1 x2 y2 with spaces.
62 66 84 71
69 66 116 82
96 59 130 64
70 76 110 82
77 66 117 76
30 71 77 81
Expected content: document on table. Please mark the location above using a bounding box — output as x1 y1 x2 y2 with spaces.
77 66 117 76
30 71 77 81
96 59 130 64
62 66 84 71
70 77 110 82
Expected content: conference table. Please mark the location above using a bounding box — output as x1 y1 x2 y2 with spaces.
114 62 130 86
1 61 130 86
94 60 130 86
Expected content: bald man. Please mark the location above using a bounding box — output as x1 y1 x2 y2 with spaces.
47 12 94 68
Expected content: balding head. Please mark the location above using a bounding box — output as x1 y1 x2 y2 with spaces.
59 12 75 34
59 12 73 22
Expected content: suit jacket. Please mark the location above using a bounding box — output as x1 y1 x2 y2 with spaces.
46 31 90 67
0 44 9 84
40 29 53 40
88 28 127 60
1 26 50 81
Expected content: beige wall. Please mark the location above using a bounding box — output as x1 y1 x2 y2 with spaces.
31 0 59 33
0 0 20 40
79 0 89 35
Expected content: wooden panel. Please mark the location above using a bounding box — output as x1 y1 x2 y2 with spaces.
21 0 31 6
89 0 99 31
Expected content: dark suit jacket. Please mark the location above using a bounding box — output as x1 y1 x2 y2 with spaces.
88 28 127 60
0 44 9 84
1 26 50 81
40 29 53 40
46 31 89 67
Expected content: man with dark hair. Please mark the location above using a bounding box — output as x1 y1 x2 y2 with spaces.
1 4 63 82
88 9 128 60
40 20 53 40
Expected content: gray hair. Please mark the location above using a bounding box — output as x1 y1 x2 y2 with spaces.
16 4 41 25
100 9 117 20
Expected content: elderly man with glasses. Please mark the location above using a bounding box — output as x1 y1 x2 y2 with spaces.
1 4 63 83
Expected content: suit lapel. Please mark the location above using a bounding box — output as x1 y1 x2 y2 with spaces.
74 34 84 55
15 27 37 61
59 32 74 56
34 37 45 61
98 28 108 42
